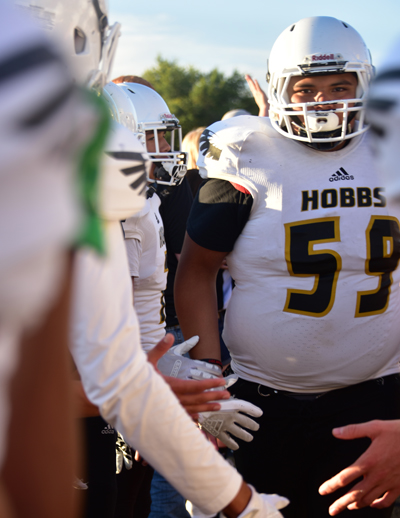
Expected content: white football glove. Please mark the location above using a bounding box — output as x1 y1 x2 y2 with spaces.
238 485 289 518
157 336 222 380
198 397 263 450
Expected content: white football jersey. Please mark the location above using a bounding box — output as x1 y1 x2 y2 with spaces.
198 116 400 392
0 1 95 469
71 220 242 514
123 194 167 351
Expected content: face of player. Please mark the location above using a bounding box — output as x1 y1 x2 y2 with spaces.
286 73 358 151
287 73 358 109
145 130 171 180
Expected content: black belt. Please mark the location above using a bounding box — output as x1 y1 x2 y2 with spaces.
253 374 398 401
257 385 325 401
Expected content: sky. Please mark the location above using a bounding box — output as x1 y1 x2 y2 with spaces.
109 0 400 91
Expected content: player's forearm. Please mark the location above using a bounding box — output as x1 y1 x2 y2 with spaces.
175 278 221 360
223 482 252 518
175 238 222 361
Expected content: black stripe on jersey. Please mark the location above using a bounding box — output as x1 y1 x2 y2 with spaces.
374 68 400 84
120 164 145 176
19 83 75 128
106 151 144 162
130 173 147 191
368 98 396 112
0 44 62 85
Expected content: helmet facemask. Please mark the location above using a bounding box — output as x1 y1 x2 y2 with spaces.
80 0 121 90
267 17 374 150
270 70 369 150
140 118 187 187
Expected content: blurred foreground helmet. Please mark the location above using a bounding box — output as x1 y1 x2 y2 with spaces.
368 37 400 200
14 0 120 89
102 82 187 186
267 16 374 149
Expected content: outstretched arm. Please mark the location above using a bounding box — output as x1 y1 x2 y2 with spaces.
319 420 400 515
246 75 269 117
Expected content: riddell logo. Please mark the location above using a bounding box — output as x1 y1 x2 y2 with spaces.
329 167 354 182
312 54 335 61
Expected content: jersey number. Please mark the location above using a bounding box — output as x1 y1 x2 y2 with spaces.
284 216 400 318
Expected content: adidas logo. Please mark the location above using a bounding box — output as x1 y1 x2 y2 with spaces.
329 167 354 182
201 418 223 436
171 359 182 378
101 424 115 435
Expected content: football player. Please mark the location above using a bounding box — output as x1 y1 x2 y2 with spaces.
0 1 100 516
102 80 264 517
318 35 400 515
12 1 289 518
175 16 400 518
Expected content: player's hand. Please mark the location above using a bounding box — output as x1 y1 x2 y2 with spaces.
148 334 229 418
157 335 222 380
245 75 269 117
134 450 148 467
318 420 400 515
237 485 289 518
198 398 263 450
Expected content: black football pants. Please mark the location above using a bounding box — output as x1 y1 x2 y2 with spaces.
230 374 400 518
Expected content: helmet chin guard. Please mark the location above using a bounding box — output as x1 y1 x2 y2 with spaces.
153 160 187 186
267 16 374 148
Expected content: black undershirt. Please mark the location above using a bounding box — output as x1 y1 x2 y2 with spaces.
159 178 193 327
187 179 253 252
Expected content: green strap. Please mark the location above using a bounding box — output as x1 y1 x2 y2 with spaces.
74 89 111 254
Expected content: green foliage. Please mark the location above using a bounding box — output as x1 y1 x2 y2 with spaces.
143 56 258 137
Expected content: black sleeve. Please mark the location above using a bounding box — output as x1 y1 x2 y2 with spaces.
187 178 253 252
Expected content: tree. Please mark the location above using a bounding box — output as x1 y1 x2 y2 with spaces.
143 56 258 137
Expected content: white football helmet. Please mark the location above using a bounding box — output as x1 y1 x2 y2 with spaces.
102 82 187 186
367 36 400 200
267 16 374 149
14 0 120 89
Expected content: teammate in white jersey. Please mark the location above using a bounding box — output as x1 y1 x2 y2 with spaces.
0 2 101 516
103 81 267 517
175 16 400 518
319 35 400 515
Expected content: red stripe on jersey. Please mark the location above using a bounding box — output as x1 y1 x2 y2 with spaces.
230 182 251 195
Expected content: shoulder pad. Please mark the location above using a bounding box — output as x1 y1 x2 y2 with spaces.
100 122 149 221
197 116 274 194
